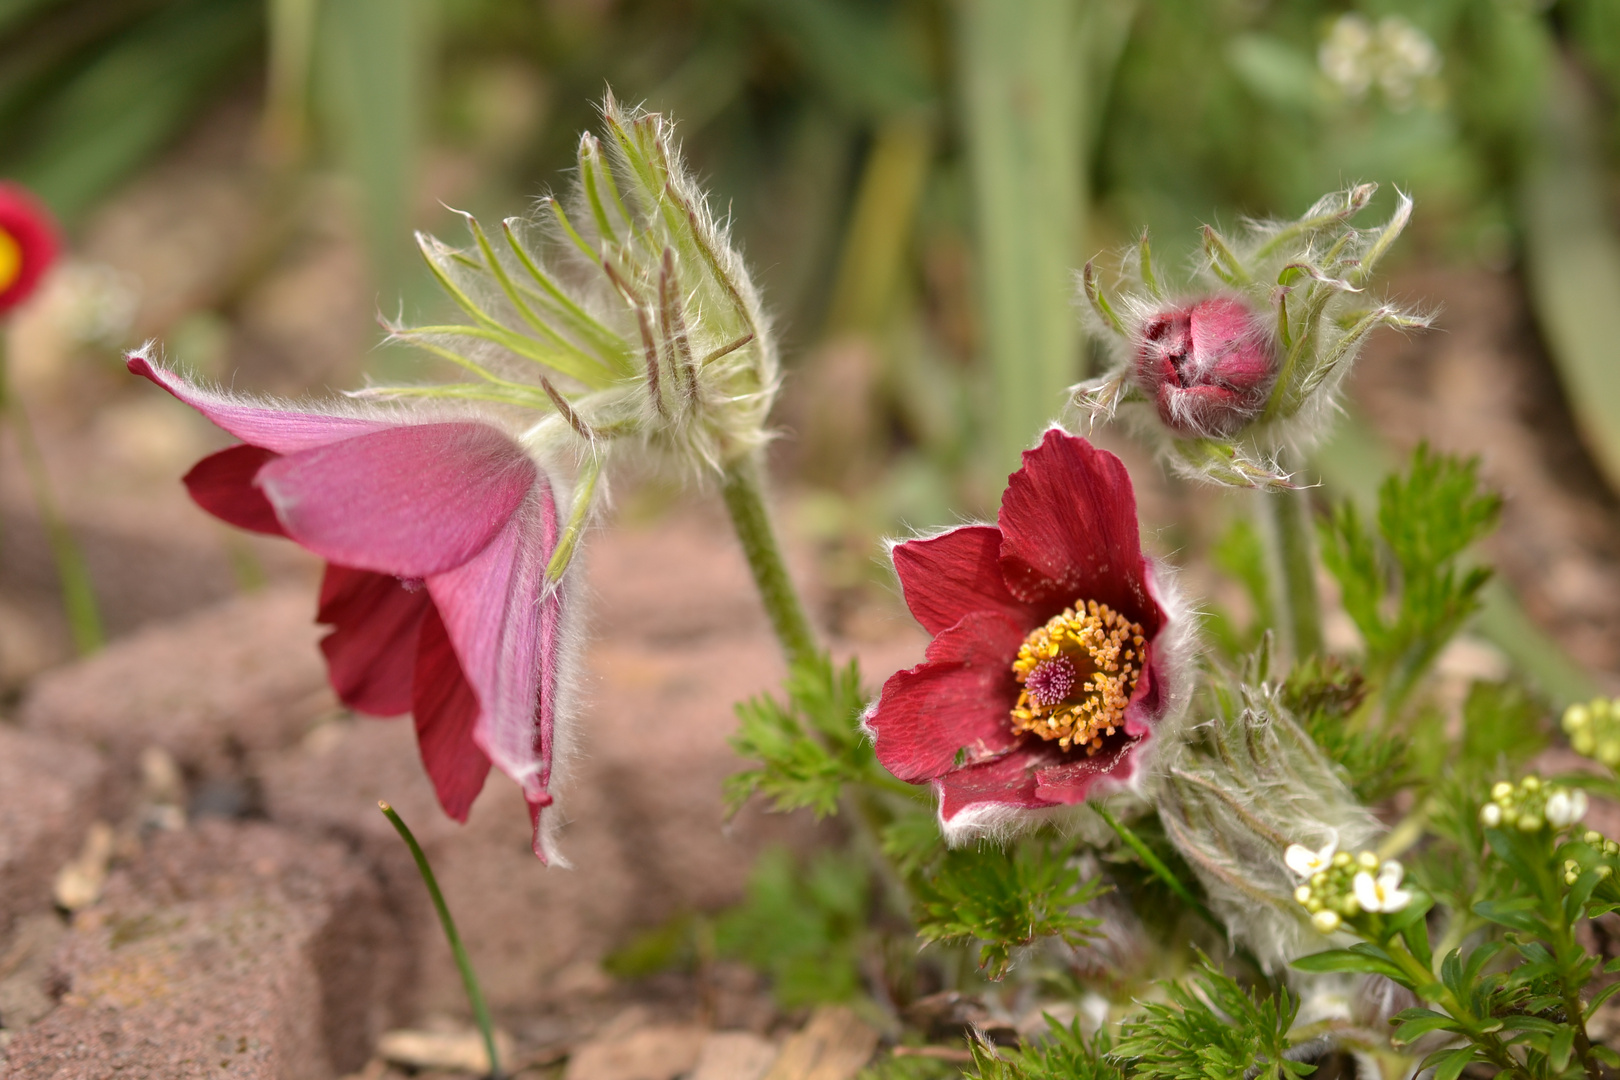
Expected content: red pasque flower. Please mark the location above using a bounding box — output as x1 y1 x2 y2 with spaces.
1134 296 1276 439
129 351 579 862
0 183 59 315
865 429 1191 838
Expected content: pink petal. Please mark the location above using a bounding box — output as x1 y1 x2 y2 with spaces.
257 422 536 578
317 564 432 716
182 445 286 536
412 602 491 822
997 430 1160 631
426 484 566 861
892 525 1042 636
128 352 392 453
936 746 1059 822
1032 734 1143 805
867 611 1028 783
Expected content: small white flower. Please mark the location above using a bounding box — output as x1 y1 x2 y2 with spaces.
1480 802 1502 827
1311 909 1342 934
1285 838 1338 878
1353 861 1411 914
1546 789 1589 828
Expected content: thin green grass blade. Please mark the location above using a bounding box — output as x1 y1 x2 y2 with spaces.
378 802 501 1080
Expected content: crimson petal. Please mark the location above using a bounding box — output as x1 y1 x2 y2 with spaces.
412 603 491 822
892 525 1042 636
183 445 286 536
317 564 432 716
1032 735 1143 805
867 611 1028 783
426 484 568 861
935 745 1063 823
997 430 1159 631
257 422 535 578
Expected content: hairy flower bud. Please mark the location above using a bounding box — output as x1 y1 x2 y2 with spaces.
1156 648 1381 969
1072 185 1428 489
1134 297 1276 439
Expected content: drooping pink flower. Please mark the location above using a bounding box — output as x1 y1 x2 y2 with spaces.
0 183 59 315
129 351 578 862
865 429 1190 839
1133 296 1276 439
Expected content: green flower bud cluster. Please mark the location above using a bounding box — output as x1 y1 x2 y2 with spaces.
1565 830 1620 886
1561 698 1620 769
1286 843 1410 935
1478 776 1589 832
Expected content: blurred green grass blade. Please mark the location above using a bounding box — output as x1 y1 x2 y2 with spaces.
316 0 428 296
822 116 931 337
6 0 259 224
0 0 72 37
1312 413 1598 706
1521 57 1620 496
955 0 1132 477
760 0 930 119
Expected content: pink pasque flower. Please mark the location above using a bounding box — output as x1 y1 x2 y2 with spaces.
0 183 59 315
1133 296 1276 439
129 351 578 863
865 429 1191 839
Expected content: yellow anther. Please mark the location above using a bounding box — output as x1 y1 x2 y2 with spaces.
1009 600 1144 757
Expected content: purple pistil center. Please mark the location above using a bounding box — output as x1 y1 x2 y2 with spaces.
1025 657 1077 708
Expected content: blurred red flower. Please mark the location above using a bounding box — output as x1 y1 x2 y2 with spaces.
0 182 59 315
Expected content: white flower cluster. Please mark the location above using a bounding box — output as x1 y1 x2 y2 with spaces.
1479 775 1589 832
1285 839 1411 935
1562 698 1620 769
1319 14 1442 110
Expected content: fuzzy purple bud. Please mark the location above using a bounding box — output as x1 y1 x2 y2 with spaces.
1134 297 1276 439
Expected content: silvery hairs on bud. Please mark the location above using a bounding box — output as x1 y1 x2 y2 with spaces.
379 92 777 472
1155 641 1382 970
1072 184 1430 490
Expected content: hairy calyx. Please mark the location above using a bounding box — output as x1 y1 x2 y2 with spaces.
1011 601 1143 753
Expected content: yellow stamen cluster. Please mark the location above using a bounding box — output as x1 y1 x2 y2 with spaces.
1010 600 1143 754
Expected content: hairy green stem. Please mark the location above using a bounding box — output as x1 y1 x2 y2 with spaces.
1266 482 1322 660
0 337 103 654
719 454 819 669
379 802 502 1080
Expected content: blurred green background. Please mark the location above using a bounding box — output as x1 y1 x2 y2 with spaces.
2 0 1618 666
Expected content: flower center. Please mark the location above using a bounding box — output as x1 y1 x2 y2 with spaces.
1010 600 1144 754
0 230 20 293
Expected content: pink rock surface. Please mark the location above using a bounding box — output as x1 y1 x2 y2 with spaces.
19 586 334 794
3 821 404 1079
0 726 107 934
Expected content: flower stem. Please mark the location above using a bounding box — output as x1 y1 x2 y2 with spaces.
0 335 103 654
719 453 819 669
378 801 502 1080
1265 482 1322 660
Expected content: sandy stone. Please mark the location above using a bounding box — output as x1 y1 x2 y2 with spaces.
0 914 68 1031
3 820 405 1079
20 586 336 798
0 726 108 934
762 1007 879 1080
689 1031 779 1080
562 1023 708 1080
